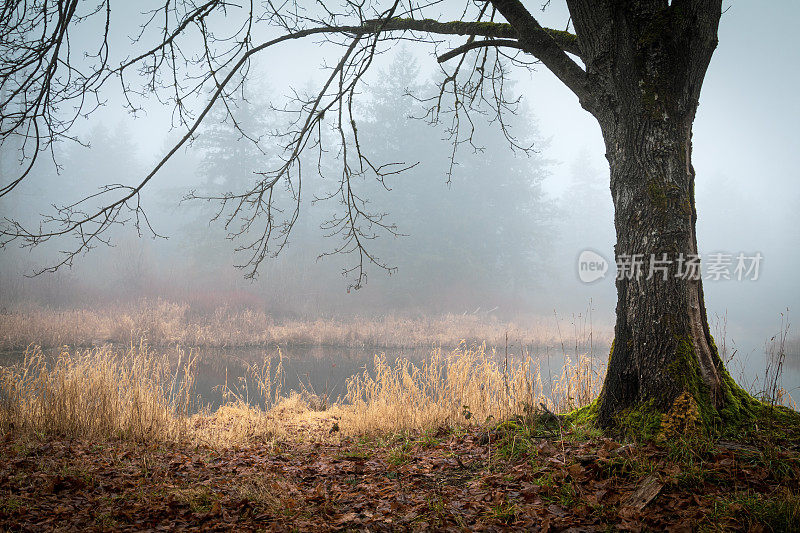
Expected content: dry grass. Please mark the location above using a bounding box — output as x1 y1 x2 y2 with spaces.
0 343 331 446
0 341 604 446
343 344 602 434
0 299 610 351
0 343 198 442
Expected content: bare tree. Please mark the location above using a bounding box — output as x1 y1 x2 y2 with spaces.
1 0 763 428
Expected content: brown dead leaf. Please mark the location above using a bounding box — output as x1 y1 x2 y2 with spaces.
547 503 567 517
210 500 222 516
568 463 584 477
585 489 607 506
334 511 360 525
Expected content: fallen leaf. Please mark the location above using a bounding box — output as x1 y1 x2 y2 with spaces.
622 474 663 512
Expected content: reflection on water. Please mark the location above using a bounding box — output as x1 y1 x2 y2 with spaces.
194 345 433 410
2 342 798 411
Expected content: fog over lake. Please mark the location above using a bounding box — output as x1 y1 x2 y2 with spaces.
1 1 798 405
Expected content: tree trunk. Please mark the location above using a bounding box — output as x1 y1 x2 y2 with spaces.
595 113 729 428
555 0 746 429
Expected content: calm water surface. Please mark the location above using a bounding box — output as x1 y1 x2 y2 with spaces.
2 342 798 411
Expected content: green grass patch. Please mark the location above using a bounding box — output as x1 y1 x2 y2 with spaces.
709 490 800 532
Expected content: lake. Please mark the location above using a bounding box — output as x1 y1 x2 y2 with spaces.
1 341 798 412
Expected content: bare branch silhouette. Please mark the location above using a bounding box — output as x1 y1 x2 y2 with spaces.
1 0 581 286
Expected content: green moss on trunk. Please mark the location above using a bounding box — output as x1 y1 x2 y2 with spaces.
590 334 800 442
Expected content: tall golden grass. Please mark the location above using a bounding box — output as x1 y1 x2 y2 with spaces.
0 342 604 445
344 345 603 434
0 299 611 351
0 343 197 442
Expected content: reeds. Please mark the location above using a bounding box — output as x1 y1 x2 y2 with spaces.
761 311 796 409
0 299 611 351
0 343 198 441
0 341 604 444
342 344 602 434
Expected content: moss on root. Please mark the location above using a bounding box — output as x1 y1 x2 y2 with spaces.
580 389 799 445
619 399 664 441
582 334 800 443
566 399 599 427
659 391 702 441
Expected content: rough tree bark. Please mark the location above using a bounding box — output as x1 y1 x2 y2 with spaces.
598 115 729 427
563 0 742 427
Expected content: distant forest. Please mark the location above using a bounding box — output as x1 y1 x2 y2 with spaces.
0 53 613 318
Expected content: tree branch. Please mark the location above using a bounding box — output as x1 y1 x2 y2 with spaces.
1 2 584 282
671 0 722 105
488 0 597 111
366 17 580 56
437 39 525 63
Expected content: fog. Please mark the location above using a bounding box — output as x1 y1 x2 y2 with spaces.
1 1 798 389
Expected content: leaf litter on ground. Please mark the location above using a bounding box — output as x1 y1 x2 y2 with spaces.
1 420 799 532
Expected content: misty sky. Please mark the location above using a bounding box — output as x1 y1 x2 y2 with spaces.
2 1 799 360
513 1 800 346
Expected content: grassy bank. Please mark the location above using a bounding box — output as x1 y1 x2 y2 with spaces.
1 344 799 531
0 343 602 444
0 299 611 351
